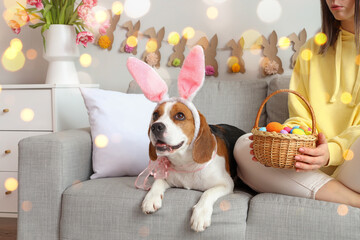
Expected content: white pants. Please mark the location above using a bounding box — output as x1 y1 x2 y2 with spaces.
234 133 360 199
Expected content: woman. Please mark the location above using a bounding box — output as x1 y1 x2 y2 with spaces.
234 0 360 208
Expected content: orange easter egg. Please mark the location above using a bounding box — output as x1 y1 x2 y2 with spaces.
266 122 284 133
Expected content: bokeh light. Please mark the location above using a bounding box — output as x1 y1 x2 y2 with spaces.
4 0 26 9
126 36 138 47
146 39 158 53
4 177 18 192
80 54 92 68
2 38 26 72
182 27 195 40
341 92 352 104
301 49 313 61
355 55 360 66
227 56 239 68
314 32 327 46
257 0 282 23
343 149 354 161
124 0 151 19
112 1 124 15
278 37 290 50
10 38 23 52
337 204 349 216
207 6 218 19
220 200 231 211
26 49 37 60
95 134 109 148
94 8 108 24
20 108 35 122
21 201 32 212
241 29 262 50
138 226 150 237
167 32 180 45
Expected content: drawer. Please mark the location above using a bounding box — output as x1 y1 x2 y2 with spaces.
0 172 18 213
0 89 53 131
0 131 48 171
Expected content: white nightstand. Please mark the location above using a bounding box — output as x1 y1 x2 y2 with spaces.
0 84 98 218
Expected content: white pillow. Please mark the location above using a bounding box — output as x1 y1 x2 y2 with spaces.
80 88 156 179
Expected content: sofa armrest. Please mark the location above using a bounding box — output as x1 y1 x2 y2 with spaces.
17 128 93 240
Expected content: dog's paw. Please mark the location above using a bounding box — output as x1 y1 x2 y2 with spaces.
190 204 213 232
142 193 163 214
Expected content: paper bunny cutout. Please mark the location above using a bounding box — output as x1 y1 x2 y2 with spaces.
261 31 284 76
127 45 205 103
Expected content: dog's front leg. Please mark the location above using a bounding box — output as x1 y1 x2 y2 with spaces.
142 179 170 214
190 184 233 232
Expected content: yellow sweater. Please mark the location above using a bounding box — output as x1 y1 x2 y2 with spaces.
284 28 360 169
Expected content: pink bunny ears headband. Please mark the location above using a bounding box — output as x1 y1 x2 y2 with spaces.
127 45 205 146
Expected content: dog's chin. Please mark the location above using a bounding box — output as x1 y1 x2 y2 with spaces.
154 140 184 155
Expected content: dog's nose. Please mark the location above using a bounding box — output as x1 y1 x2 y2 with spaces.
151 122 166 136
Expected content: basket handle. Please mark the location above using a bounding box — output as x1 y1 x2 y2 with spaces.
253 89 316 135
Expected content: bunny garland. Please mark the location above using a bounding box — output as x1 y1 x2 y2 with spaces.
260 31 284 76
127 45 205 146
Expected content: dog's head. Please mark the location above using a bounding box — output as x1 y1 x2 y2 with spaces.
127 46 216 165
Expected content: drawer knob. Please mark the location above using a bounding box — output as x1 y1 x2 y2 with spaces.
5 150 11 154
5 191 12 195
3 108 9 113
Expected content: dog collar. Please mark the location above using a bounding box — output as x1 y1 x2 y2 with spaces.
135 135 217 190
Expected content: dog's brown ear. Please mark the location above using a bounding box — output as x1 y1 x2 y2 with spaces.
192 112 216 164
149 142 157 161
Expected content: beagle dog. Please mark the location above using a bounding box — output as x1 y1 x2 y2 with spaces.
128 46 245 232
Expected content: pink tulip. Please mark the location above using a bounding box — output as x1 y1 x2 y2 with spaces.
8 20 21 34
77 4 91 21
76 31 94 47
27 0 44 10
83 0 98 8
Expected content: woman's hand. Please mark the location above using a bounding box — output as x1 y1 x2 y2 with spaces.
294 133 330 172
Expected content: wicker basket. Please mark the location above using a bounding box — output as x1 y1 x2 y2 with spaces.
251 89 318 169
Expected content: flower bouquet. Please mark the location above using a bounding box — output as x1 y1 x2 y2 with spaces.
10 0 110 49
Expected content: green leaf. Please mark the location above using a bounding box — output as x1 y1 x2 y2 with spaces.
41 24 50 52
29 22 45 29
59 0 69 24
64 5 73 24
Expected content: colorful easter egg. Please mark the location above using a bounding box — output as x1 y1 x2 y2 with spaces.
259 127 267 131
300 125 309 131
266 122 284 133
280 129 288 134
305 131 312 135
283 127 292 133
292 128 305 135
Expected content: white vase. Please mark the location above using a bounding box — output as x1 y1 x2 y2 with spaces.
43 24 80 84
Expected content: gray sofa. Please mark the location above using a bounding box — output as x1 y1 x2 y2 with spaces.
18 77 360 240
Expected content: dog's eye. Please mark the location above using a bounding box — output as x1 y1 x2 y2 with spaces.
174 112 185 120
153 112 159 121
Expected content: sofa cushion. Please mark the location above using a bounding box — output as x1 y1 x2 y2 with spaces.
128 79 268 132
245 193 360 240
61 177 252 240
266 76 291 124
80 88 156 179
